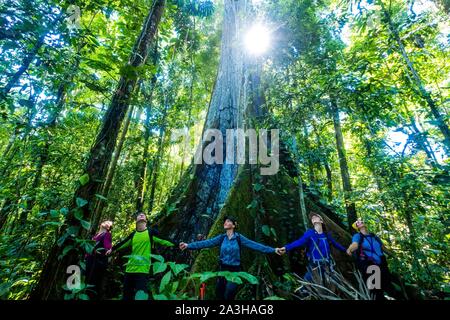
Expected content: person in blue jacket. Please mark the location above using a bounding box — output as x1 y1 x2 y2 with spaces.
346 218 394 300
280 212 346 284
179 215 283 300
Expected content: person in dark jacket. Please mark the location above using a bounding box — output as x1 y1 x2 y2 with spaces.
280 213 346 286
85 220 113 299
347 218 394 300
179 215 283 300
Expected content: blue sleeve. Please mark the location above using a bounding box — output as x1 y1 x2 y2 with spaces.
352 233 360 244
239 234 275 254
285 230 312 252
327 233 346 253
187 235 223 250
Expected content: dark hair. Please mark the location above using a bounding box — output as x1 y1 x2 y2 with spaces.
308 212 322 221
223 215 237 227
309 212 327 232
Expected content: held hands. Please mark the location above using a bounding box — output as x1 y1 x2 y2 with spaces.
275 247 286 256
179 242 188 251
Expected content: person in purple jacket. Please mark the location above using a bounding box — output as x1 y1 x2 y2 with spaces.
85 220 113 299
280 212 346 285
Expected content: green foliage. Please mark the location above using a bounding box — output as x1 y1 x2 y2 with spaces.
0 0 448 300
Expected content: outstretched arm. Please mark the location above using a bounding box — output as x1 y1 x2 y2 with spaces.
346 234 360 256
284 230 312 252
239 235 276 254
153 236 174 247
186 235 223 250
327 233 347 253
111 232 134 252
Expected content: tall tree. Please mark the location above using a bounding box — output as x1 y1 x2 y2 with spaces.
156 0 247 250
30 0 166 299
330 98 357 227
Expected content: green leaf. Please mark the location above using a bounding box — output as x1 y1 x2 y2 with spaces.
67 226 80 236
153 293 168 300
169 263 188 276
135 290 149 300
79 174 89 186
73 208 83 221
223 273 243 285
76 197 88 207
264 295 285 300
151 254 165 262
80 220 91 230
62 245 74 257
57 232 70 247
171 281 179 293
153 261 167 274
261 225 270 237
95 194 108 202
190 271 218 283
253 183 263 191
247 199 258 209
78 293 89 300
159 271 172 293
270 227 277 238
236 272 259 285
50 209 59 218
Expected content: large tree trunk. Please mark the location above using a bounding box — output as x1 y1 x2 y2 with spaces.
30 0 165 300
155 0 247 251
330 99 357 228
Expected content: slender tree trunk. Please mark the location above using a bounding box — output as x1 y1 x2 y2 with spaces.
94 106 134 222
135 105 153 212
312 122 333 201
291 137 309 229
30 0 165 300
148 114 167 213
135 57 158 212
330 99 357 228
379 0 450 152
302 122 316 185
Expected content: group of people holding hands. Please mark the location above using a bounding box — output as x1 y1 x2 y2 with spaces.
84 211 394 300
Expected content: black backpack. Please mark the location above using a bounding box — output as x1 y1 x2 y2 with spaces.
356 232 383 261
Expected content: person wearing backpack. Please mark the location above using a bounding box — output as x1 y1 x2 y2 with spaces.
279 212 346 286
107 212 174 300
346 218 393 300
179 215 283 300
85 220 113 299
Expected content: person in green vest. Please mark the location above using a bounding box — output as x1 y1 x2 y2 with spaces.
107 212 173 300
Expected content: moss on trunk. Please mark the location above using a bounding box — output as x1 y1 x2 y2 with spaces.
182 164 353 299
